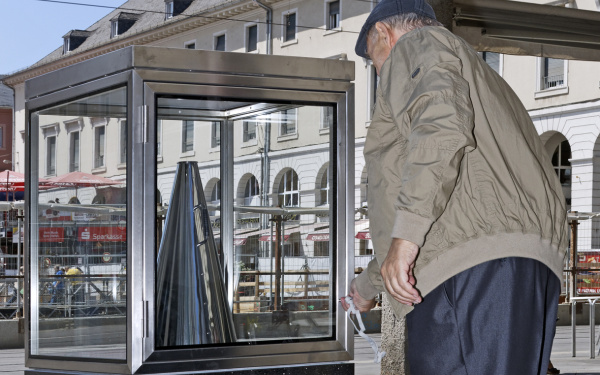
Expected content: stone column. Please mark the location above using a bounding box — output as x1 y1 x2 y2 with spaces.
380 293 409 375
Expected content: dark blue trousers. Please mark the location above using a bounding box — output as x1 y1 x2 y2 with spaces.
406 257 560 375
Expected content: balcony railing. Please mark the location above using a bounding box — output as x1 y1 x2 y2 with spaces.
543 74 565 90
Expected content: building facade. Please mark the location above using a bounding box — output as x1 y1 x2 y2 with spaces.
3 0 600 277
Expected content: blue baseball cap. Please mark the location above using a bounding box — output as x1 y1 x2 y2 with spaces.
355 0 436 59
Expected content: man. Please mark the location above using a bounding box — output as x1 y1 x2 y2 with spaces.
341 0 568 373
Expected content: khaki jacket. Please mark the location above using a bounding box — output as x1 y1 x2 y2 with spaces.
354 26 568 318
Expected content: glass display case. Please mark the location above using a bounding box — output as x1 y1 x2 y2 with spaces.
25 46 355 374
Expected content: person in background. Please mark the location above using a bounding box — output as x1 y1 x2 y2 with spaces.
50 265 65 304
341 0 568 373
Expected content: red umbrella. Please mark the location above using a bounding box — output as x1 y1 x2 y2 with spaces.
48 171 121 188
0 170 51 189
0 170 26 186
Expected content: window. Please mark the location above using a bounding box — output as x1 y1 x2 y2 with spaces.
244 175 260 205
47 136 56 176
327 1 340 30
62 30 91 54
182 120 194 152
481 52 501 75
542 58 565 89
157 120 163 157
120 120 127 164
247 25 258 52
165 1 174 18
184 41 196 49
211 121 220 148
279 108 297 136
314 241 329 257
278 169 299 207
110 13 139 38
94 126 105 168
321 106 333 130
319 167 329 205
211 180 222 202
111 21 120 38
214 34 226 51
165 0 192 19
284 12 296 42
243 121 257 142
552 140 571 188
0 127 4 148
69 132 80 172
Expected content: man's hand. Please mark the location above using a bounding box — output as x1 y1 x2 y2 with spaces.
341 279 376 313
380 238 422 306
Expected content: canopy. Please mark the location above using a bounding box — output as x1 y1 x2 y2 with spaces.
48 171 121 188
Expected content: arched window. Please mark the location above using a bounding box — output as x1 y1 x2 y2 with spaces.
551 140 571 207
552 140 571 187
318 167 329 206
210 179 221 203
278 169 299 207
244 175 260 205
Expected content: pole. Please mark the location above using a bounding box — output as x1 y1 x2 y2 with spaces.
16 208 21 315
570 218 578 357
273 215 282 311
570 218 578 301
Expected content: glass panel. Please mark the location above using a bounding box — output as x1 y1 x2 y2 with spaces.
32 87 127 360
155 96 335 347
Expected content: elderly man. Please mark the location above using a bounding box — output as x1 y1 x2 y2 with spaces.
341 0 568 373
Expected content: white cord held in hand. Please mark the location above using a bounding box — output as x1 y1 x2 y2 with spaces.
344 296 386 364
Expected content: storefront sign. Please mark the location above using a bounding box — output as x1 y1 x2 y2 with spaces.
306 233 329 242
78 226 126 242
577 287 600 294
39 227 65 243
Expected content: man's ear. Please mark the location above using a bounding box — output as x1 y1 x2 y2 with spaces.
374 22 395 49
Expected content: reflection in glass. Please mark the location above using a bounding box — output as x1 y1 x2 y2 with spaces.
157 97 335 346
156 161 236 346
32 87 127 360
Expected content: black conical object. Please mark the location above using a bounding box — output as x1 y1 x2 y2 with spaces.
156 161 236 346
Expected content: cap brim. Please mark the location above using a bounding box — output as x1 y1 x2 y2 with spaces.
355 25 370 59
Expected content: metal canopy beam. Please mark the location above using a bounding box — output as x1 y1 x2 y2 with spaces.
447 0 600 61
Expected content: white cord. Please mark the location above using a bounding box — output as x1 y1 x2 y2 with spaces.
345 296 386 364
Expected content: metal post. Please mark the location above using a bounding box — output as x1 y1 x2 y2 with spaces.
572 300 577 357
16 208 22 315
570 219 578 301
590 299 596 359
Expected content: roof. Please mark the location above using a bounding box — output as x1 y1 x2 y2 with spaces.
0 76 14 107
26 0 252 72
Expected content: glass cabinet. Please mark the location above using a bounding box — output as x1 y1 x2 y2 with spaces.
25 46 355 374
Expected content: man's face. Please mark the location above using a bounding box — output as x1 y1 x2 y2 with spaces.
366 27 391 76
365 22 408 76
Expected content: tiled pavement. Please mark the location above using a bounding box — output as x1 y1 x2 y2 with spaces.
1 325 598 374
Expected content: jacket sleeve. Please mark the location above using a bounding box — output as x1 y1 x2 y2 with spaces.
386 59 476 247
354 258 385 300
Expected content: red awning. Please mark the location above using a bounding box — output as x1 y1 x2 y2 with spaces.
355 230 371 240
259 234 290 242
233 238 247 246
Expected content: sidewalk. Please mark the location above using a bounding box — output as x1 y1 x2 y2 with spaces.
0 325 598 374
353 325 600 374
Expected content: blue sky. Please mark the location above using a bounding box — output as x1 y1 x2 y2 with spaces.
0 0 125 75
